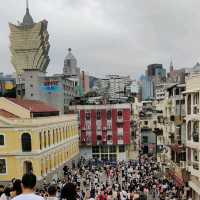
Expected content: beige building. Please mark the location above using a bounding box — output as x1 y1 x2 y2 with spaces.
185 73 200 199
9 1 50 75
0 97 79 182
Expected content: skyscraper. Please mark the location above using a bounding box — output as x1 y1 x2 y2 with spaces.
9 0 50 75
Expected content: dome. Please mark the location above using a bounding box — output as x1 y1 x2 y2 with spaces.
64 48 77 63
22 8 34 26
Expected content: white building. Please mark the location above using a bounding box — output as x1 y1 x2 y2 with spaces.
97 75 131 98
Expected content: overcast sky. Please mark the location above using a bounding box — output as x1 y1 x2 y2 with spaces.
1 0 200 78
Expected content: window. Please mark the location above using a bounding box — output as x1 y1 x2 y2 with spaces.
31 93 34 97
93 154 100 159
187 95 191 115
117 110 123 118
44 132 47 148
0 135 4 146
92 146 99 153
30 84 33 88
187 121 191 140
144 121 148 125
109 145 116 153
101 146 108 153
142 136 148 143
48 131 51 147
67 59 71 67
86 112 91 121
39 132 42 150
119 145 125 152
107 135 112 141
97 135 102 141
96 111 101 120
175 88 179 95
21 133 32 152
107 110 112 120
0 159 6 174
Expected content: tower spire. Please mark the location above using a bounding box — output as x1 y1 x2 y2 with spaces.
22 0 34 25
26 0 29 10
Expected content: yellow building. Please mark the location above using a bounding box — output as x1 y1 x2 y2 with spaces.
0 97 79 182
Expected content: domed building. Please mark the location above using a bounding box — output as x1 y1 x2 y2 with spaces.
63 48 80 77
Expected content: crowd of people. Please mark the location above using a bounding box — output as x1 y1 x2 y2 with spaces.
0 155 191 200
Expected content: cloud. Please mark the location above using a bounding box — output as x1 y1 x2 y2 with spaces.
0 0 200 78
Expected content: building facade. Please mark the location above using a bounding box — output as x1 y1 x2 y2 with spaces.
0 97 79 182
80 71 90 94
9 2 50 75
22 70 77 114
185 73 200 199
97 75 131 98
63 48 80 78
70 104 131 161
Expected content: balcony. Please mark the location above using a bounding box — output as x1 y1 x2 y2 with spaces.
117 128 124 136
116 117 124 123
107 140 113 145
97 131 101 136
118 139 124 144
193 161 199 170
193 106 199 115
107 131 112 135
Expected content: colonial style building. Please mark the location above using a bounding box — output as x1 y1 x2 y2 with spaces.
70 103 131 161
185 73 200 199
9 1 50 75
0 97 79 182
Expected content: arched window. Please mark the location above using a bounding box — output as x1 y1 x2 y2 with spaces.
187 95 191 115
39 132 42 150
44 131 47 148
48 130 51 147
193 121 199 142
187 121 191 140
53 130 55 145
21 133 32 152
56 129 59 143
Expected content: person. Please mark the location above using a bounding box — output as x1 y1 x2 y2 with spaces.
12 173 44 200
47 185 58 200
0 185 4 197
0 187 11 200
10 179 22 198
60 182 77 200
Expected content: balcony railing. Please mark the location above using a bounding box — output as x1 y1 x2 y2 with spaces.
193 132 199 142
193 161 199 170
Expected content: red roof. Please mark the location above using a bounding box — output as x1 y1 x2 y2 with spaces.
0 109 19 118
7 98 59 113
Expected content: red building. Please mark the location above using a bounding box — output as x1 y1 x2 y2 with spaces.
71 104 131 161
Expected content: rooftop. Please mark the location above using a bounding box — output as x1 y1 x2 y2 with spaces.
7 98 59 113
0 109 18 118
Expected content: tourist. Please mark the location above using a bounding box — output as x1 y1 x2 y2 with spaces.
12 173 44 200
47 184 58 200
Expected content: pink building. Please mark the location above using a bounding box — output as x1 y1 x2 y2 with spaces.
71 103 132 161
